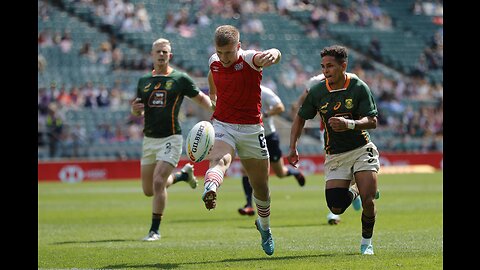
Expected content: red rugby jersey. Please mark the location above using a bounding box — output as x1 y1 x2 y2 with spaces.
209 49 263 124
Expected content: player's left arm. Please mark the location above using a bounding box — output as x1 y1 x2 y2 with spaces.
264 101 284 118
254 48 281 67
328 115 377 132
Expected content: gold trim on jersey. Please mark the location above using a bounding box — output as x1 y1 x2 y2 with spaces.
320 102 329 114
326 73 351 92
171 95 181 133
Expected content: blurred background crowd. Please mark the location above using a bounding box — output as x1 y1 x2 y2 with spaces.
38 0 443 160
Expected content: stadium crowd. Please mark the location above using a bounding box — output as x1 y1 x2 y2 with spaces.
38 0 442 159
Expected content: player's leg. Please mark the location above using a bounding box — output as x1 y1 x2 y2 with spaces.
324 151 356 215
353 142 380 255
202 140 235 210
243 158 274 256
349 178 362 211
350 178 381 211
236 123 274 255
238 166 255 216
172 162 198 189
267 133 305 186
271 157 305 186
140 137 161 241
141 164 155 197
355 171 378 255
325 179 352 215
142 135 182 241
146 161 175 240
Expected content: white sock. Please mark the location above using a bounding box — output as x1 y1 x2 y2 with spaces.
253 196 271 230
204 168 224 192
361 237 372 246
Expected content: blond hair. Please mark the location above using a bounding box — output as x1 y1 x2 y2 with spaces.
152 38 171 51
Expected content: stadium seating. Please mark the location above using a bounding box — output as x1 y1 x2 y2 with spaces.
38 0 442 160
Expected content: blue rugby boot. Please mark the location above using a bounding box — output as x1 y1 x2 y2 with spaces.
255 219 274 256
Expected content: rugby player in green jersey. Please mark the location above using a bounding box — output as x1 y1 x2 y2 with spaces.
288 45 380 255
131 38 214 241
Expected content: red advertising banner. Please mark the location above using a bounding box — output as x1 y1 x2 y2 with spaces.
38 152 443 182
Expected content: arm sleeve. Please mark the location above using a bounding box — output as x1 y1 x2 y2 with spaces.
357 84 378 117
297 91 318 120
181 73 201 98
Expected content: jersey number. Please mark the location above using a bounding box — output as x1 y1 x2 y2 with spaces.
366 147 375 163
164 142 172 155
258 134 266 148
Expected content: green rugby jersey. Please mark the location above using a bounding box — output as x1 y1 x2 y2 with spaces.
136 69 200 138
298 74 378 154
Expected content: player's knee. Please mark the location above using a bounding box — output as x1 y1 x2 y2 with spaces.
143 190 153 197
210 155 231 168
325 188 351 215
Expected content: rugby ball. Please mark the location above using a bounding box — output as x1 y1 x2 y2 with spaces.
186 121 215 162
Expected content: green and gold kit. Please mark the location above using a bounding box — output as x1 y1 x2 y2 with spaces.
136 69 200 138
298 74 378 154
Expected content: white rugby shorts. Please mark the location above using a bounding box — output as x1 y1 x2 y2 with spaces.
141 135 183 166
212 119 269 160
324 141 380 181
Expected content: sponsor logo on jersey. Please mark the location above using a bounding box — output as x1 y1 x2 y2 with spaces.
345 99 353 109
150 90 166 107
165 80 173 90
333 102 341 110
234 62 243 71
320 102 329 114
154 82 162 89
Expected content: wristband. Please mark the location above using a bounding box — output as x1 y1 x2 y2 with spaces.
347 119 355 130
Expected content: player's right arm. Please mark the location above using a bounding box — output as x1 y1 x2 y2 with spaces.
131 81 144 116
291 89 309 116
287 114 306 168
131 98 144 116
207 70 217 110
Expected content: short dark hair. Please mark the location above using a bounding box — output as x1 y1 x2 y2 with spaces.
321 45 348 64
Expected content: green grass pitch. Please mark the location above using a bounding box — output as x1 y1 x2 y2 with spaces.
38 172 442 269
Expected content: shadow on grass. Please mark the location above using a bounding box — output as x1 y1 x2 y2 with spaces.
169 216 253 223
102 253 358 269
52 239 128 245
236 222 332 229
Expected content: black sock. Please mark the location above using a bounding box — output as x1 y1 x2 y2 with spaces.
149 213 162 233
172 171 187 184
361 213 376 239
